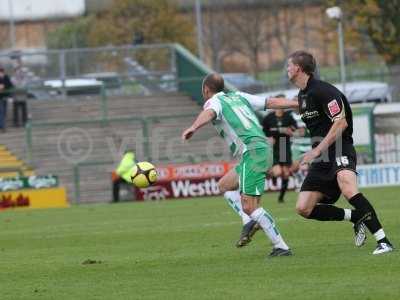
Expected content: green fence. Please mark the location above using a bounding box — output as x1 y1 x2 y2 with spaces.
174 44 213 104
174 43 236 104
352 104 376 164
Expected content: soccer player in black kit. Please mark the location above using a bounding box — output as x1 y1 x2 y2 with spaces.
262 106 298 203
287 50 393 255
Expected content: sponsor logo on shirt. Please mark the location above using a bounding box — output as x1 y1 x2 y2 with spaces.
328 99 341 116
301 110 319 120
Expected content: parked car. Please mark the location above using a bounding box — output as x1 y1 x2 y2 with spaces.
83 72 122 90
43 78 103 96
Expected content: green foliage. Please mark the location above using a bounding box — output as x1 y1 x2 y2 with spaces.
47 17 93 49
47 0 196 51
87 0 195 51
0 187 399 299
327 0 400 65
355 0 400 64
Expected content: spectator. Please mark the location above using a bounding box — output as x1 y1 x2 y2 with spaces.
12 89 28 127
112 150 136 202
0 67 14 133
12 61 29 127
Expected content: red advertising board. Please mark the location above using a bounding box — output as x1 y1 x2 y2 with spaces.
135 177 222 200
155 161 235 182
134 161 231 200
133 161 304 200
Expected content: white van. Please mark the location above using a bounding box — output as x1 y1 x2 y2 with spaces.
257 81 391 104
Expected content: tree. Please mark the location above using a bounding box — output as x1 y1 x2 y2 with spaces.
200 7 236 72
327 0 400 64
46 17 94 76
351 0 400 65
199 1 304 77
327 0 400 98
87 0 195 51
47 17 93 49
223 1 271 76
270 4 299 61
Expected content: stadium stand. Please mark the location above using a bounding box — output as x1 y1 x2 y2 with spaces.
28 93 202 121
0 143 34 178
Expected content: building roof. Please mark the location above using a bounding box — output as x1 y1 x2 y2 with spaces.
0 0 85 22
0 0 323 22
177 0 322 10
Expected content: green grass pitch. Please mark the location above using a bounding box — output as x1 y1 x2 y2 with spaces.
0 187 399 300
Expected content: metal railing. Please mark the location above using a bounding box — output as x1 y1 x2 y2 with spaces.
23 112 231 203
0 43 236 102
0 44 175 81
25 116 146 165
25 112 220 164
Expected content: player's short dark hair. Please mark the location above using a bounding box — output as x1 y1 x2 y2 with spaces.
288 50 316 75
203 73 224 93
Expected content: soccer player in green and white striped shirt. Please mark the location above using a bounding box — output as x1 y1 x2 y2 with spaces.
182 73 298 257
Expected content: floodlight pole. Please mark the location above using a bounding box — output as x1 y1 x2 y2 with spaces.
8 0 16 48
195 0 205 61
326 6 347 95
337 19 346 95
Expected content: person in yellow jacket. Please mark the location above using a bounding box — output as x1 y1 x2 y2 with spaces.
112 151 136 202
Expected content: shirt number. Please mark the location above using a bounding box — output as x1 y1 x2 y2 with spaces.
336 156 349 166
233 106 259 129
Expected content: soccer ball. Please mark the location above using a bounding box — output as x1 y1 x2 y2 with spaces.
130 162 158 188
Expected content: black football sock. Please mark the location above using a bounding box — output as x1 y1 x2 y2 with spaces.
377 237 391 245
350 209 363 223
349 193 381 230
307 204 345 221
278 178 288 201
349 193 391 244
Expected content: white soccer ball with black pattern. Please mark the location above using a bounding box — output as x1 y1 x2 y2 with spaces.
130 162 158 188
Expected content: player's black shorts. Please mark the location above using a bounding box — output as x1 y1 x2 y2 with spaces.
300 144 357 204
272 147 292 166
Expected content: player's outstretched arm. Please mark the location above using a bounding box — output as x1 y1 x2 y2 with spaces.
314 117 348 155
266 97 299 110
301 117 348 165
181 109 216 141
